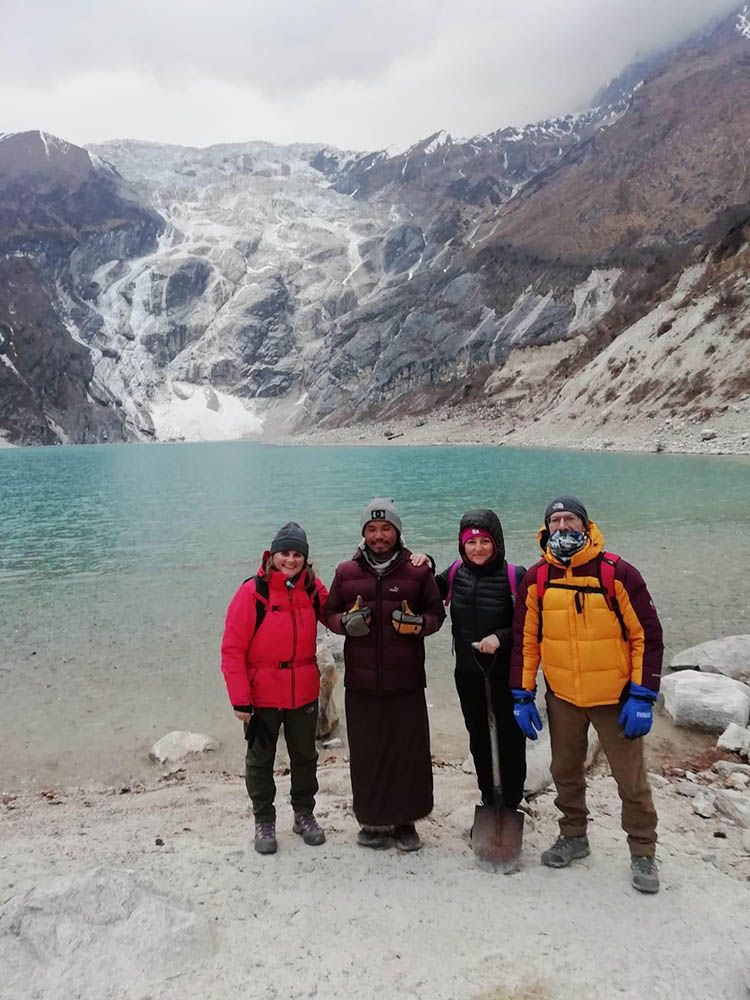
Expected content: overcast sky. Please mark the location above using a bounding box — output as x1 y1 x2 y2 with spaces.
0 0 743 152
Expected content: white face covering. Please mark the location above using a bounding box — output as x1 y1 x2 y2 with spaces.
548 529 587 563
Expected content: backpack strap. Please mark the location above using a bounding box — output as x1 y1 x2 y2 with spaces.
444 559 463 606
535 562 550 641
600 552 627 641
243 574 320 639
506 562 519 600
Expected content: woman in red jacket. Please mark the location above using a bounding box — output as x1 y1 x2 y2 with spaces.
221 522 328 855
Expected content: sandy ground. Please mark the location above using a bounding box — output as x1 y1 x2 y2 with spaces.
2 754 749 1000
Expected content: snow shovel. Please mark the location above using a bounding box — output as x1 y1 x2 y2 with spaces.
471 647 524 872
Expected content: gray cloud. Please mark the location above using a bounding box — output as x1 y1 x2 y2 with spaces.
0 0 744 149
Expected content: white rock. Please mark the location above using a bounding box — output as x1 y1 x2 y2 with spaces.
322 737 344 749
727 772 750 790
0 867 216 997
713 760 750 777
316 643 340 739
676 780 700 798
462 756 476 775
714 790 750 829
669 635 750 685
700 428 717 441
742 829 750 853
660 672 750 733
717 723 750 757
648 772 669 789
445 803 476 832
692 790 718 818
149 731 220 764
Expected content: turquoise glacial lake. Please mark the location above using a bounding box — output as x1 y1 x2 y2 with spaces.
1 441 748 788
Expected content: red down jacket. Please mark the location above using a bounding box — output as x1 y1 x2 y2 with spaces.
220 563 328 710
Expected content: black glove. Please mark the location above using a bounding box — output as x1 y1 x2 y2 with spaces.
392 600 424 636
341 595 372 636
244 712 272 749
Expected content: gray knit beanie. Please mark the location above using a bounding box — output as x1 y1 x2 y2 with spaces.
360 497 402 535
544 496 589 528
269 521 309 558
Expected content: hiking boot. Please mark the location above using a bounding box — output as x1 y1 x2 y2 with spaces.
393 824 422 852
631 854 660 894
356 827 393 849
254 820 277 855
293 812 326 846
541 834 590 868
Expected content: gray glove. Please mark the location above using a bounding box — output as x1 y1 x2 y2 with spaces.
341 595 371 637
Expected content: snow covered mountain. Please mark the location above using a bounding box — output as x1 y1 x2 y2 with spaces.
1 4 749 447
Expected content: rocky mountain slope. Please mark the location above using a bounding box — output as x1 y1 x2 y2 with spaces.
1 4 749 448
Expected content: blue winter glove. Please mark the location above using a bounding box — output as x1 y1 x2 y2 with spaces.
618 683 658 740
512 689 543 741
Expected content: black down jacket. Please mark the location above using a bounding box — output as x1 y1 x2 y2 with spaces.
435 509 525 674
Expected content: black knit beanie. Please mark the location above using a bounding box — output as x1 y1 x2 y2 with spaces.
544 496 589 528
269 521 309 558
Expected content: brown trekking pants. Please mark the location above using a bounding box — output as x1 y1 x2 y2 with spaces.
546 690 657 856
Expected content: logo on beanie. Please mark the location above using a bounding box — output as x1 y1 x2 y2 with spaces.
551 502 564 511
370 509 386 520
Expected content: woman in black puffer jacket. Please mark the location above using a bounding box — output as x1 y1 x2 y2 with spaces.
435 509 527 809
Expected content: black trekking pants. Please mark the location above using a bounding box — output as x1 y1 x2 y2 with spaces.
244 700 319 822
454 664 527 809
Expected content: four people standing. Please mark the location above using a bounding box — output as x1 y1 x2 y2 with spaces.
220 494 663 893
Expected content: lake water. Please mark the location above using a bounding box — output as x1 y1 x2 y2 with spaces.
1 441 748 790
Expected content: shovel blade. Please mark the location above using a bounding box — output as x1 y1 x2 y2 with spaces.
472 803 524 872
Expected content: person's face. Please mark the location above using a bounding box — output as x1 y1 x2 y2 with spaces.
464 536 495 566
548 511 586 533
271 550 306 577
363 521 398 554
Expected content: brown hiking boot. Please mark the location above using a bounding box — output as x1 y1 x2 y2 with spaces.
254 819 277 855
631 854 660 894
541 834 590 868
293 812 326 846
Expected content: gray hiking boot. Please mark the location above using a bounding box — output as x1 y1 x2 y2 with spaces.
631 854 660 894
541 834 590 868
393 823 422 852
254 819 277 855
356 827 394 849
293 812 326 846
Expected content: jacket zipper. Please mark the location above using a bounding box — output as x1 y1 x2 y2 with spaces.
289 587 298 708
375 574 382 694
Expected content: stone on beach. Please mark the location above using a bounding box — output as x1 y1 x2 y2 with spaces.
713 790 750 829
717 723 750 757
149 731 220 764
316 643 340 739
0 867 216 998
692 790 718 818
660 672 750 732
669 635 750 685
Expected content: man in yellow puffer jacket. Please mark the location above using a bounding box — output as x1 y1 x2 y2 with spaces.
510 496 663 894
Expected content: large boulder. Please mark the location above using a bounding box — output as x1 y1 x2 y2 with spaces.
149 730 220 764
0 867 216 999
660 672 750 733
669 635 750 685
